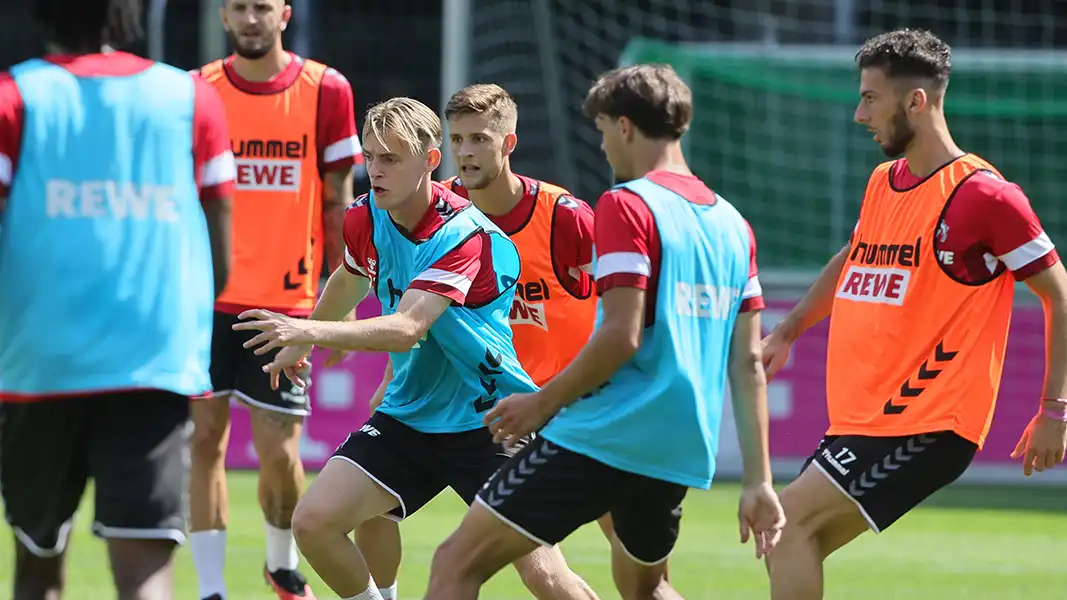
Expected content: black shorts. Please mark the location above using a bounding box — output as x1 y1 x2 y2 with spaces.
476 436 687 565
802 430 977 532
0 390 190 556
332 412 528 520
210 310 311 416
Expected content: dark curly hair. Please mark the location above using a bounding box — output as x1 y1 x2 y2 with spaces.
34 0 143 51
855 28 952 88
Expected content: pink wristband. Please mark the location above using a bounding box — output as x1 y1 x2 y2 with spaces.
1042 407 1067 422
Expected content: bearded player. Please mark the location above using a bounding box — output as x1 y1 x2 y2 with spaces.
189 1 360 599
761 29 1067 599
354 83 603 600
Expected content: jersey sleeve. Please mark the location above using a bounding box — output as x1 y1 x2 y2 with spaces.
973 176 1059 280
409 234 485 305
191 75 236 202
0 73 23 197
593 189 656 295
317 68 361 172
550 195 596 296
342 196 374 279
741 221 765 312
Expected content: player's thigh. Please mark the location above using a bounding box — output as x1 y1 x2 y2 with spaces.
0 398 91 557
328 412 448 522
805 431 976 535
232 314 312 418
475 436 624 548
609 475 687 569
88 390 190 544
209 310 240 397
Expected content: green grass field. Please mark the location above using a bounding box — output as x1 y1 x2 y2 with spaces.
1 473 1064 599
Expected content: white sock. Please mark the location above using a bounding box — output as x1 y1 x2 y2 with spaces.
265 523 300 572
378 581 398 599
190 530 227 600
344 579 385 600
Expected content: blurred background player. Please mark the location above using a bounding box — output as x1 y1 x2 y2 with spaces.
188 1 359 599
233 97 597 600
760 28 1067 600
354 83 602 600
423 63 785 600
0 0 235 598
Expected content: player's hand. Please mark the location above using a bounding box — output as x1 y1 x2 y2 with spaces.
738 482 786 559
323 349 349 367
234 309 312 355
760 331 793 381
264 345 312 391
484 392 556 447
1010 407 1067 476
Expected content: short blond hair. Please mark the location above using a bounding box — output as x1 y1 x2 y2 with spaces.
444 84 518 132
363 97 442 154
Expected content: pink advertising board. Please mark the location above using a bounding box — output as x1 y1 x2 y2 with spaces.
225 296 1045 470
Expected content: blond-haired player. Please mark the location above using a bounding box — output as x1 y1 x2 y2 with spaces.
356 83 611 600
233 97 597 600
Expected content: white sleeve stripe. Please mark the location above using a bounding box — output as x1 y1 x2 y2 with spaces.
998 232 1055 271
324 136 361 164
595 252 652 280
0 152 11 186
343 247 366 274
414 268 473 295
201 151 236 188
742 275 763 299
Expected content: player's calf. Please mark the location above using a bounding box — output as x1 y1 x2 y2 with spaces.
424 502 543 600
513 545 599 600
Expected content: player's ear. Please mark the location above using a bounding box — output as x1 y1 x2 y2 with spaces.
426 147 442 172
219 7 230 31
618 116 634 143
907 87 928 114
280 3 293 30
503 132 518 157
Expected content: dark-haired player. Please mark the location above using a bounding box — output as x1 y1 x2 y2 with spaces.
761 28 1067 599
0 1 235 598
422 63 784 600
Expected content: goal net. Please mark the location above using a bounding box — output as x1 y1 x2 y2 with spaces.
460 0 1067 276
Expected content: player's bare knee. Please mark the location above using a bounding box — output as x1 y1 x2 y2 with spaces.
13 546 65 595
189 403 230 464
513 550 560 593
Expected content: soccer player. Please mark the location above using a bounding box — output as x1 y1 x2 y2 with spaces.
188 1 359 599
420 64 786 600
0 1 235 598
233 97 598 600
353 83 602 600
759 29 1067 600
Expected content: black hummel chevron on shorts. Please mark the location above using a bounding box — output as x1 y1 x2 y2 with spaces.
475 436 688 564
802 430 977 532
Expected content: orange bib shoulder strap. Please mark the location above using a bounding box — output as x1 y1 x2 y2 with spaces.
297 58 327 87
197 59 226 84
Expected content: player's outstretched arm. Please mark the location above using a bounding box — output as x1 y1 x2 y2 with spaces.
728 310 786 558
769 243 849 343
311 265 370 322
300 288 451 353
1011 261 1067 475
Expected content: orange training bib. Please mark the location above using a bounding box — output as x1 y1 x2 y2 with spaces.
200 58 326 312
825 155 1013 448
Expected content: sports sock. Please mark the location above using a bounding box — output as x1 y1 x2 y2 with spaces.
265 522 300 571
379 581 398 599
344 578 385 600
190 529 227 600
